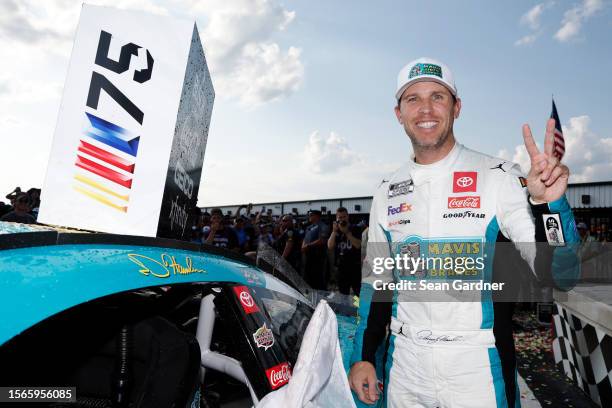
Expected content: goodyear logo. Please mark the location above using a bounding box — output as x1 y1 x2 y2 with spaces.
409 63 442 79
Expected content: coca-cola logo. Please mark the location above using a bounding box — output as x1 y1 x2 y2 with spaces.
266 362 291 390
453 172 477 193
448 196 481 209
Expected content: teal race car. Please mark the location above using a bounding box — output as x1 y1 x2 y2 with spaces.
0 222 382 408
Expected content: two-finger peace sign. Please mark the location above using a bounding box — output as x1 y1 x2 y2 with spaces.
522 118 569 203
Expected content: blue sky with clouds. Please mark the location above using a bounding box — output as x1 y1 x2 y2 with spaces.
1 0 610 206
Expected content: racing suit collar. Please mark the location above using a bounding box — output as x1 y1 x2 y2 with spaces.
408 142 463 185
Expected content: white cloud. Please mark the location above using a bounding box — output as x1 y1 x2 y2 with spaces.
180 0 303 107
515 2 554 46
521 2 553 30
515 33 539 46
188 0 294 69
216 42 303 108
498 115 612 182
303 131 361 174
554 0 604 42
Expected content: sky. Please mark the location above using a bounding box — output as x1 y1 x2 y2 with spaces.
0 0 611 207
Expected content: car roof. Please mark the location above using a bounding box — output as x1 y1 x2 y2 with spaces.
0 221 310 345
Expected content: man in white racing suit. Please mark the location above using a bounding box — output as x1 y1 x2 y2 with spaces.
348 57 579 407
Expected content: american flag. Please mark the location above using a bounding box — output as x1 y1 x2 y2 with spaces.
550 99 565 160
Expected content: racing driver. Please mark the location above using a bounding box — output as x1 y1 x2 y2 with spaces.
348 57 579 407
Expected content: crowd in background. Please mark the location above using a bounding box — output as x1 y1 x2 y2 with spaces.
189 204 369 295
2 187 612 295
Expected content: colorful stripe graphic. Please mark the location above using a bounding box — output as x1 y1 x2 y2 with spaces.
74 174 129 202
75 155 133 188
85 112 140 156
73 185 128 213
74 113 138 212
78 140 135 173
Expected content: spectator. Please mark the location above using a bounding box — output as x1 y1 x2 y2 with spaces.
301 210 329 290
327 207 362 296
578 222 596 244
5 187 21 206
598 223 611 243
189 207 203 243
233 216 250 251
258 223 275 247
274 214 302 272
244 213 258 252
26 188 41 220
202 211 211 228
1 193 36 224
202 208 239 251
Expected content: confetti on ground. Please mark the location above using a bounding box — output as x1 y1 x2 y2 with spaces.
513 308 598 408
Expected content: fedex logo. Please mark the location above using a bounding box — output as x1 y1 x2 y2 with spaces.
73 30 154 212
453 172 477 193
388 203 412 216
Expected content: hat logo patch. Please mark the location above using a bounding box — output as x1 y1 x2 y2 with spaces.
409 63 442 79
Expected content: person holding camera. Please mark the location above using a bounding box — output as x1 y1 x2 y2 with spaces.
328 207 362 296
202 208 239 251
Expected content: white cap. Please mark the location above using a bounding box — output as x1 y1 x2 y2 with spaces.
395 57 457 101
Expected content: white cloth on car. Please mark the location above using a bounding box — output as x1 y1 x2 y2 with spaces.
257 300 356 408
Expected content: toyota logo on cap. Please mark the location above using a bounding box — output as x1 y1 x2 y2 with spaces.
453 172 477 193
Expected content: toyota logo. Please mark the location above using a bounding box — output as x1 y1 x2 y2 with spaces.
240 291 254 307
456 176 473 188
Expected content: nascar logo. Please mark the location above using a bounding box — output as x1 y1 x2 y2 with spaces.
73 30 153 213
74 114 139 212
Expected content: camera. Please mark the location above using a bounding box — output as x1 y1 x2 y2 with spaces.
337 220 348 227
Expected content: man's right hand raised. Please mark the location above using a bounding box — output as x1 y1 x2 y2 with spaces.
348 361 379 405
